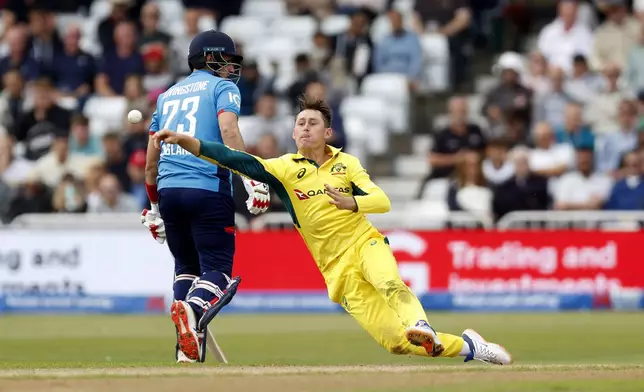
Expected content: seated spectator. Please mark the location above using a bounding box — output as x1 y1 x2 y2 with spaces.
287 54 325 111
69 114 102 157
0 134 33 187
311 31 333 71
88 173 139 213
0 26 40 83
529 122 575 178
332 9 373 82
482 53 532 131
429 96 486 179
141 44 173 93
447 151 492 216
505 109 530 148
84 161 107 209
534 67 576 129
26 7 63 76
170 9 200 76
565 54 603 104
554 103 595 149
305 80 346 150
244 93 294 152
124 74 148 114
524 50 551 99
237 60 274 116
138 2 171 50
625 23 644 96
553 147 613 210
492 146 550 219
51 24 96 101
51 172 87 213
537 0 593 74
590 0 639 72
98 0 136 52
595 99 639 176
604 151 644 210
126 149 148 209
123 112 149 159
0 69 27 131
95 21 145 96
29 132 98 189
12 77 72 161
373 10 422 92
4 173 53 222
101 132 130 191
482 137 514 186
584 64 627 135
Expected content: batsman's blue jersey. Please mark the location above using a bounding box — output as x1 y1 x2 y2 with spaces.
149 69 241 195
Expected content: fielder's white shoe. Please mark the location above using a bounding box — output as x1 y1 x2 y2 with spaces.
405 320 445 357
171 301 201 362
462 329 513 365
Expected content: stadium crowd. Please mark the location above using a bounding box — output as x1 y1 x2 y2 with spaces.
0 0 643 226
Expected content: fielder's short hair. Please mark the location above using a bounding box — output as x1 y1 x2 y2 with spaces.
298 95 332 128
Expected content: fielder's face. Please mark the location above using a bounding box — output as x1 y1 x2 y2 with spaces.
293 109 331 151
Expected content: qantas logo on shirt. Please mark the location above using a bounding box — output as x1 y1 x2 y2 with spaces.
293 187 351 201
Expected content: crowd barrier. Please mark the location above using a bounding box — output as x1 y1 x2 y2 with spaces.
1 227 643 314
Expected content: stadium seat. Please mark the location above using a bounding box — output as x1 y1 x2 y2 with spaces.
198 15 217 32
219 16 268 45
270 16 317 39
240 0 287 18
83 96 127 136
156 0 185 27
340 96 389 155
80 19 101 56
420 178 450 201
411 135 433 156
360 73 409 133
374 177 421 202
89 0 111 20
421 34 450 93
394 155 430 178
321 14 350 35
403 200 449 229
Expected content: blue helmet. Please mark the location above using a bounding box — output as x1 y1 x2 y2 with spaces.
188 30 243 83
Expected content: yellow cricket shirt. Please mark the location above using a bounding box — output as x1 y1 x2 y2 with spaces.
197 140 391 277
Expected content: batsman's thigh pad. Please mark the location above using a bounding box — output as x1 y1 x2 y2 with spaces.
158 188 200 277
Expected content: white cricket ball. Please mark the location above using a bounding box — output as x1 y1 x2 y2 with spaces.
127 109 143 124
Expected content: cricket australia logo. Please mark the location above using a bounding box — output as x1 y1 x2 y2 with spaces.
330 163 347 175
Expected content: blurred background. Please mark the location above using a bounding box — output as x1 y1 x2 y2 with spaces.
0 0 643 313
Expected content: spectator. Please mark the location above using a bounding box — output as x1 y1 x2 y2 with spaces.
0 69 27 131
88 173 139 213
524 50 551 100
332 9 374 82
244 93 294 152
126 149 148 209
305 80 346 150
123 112 149 158
69 114 102 157
429 96 486 180
554 103 595 150
554 147 613 210
482 137 515 186
447 151 492 216
26 7 63 75
505 109 530 148
537 0 593 74
13 77 72 161
0 26 40 83
590 0 639 72
98 0 136 52
4 173 53 222
482 52 532 131
584 64 626 135
101 132 130 191
412 0 472 90
237 60 274 116
0 134 33 187
138 2 171 50
95 21 145 96
311 31 333 71
170 9 201 76
51 172 87 213
529 121 575 178
123 74 148 114
29 132 97 188
534 67 577 129
492 146 550 219
565 54 604 104
84 161 106 209
286 54 323 111
595 99 639 176
373 10 422 91
51 24 96 101
625 23 644 95
1 0 46 29
604 151 644 209
141 44 173 93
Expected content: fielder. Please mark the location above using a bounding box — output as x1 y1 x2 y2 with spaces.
141 30 270 363
152 96 512 365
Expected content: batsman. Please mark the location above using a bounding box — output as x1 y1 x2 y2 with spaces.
152 96 513 365
142 30 270 363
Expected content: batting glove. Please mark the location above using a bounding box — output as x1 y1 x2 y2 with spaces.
141 203 166 244
242 177 270 215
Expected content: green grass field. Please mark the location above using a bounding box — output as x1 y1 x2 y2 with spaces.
0 312 643 391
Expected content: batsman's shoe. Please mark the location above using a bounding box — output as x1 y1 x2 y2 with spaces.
171 301 201 362
462 329 513 365
405 320 444 357
177 350 196 363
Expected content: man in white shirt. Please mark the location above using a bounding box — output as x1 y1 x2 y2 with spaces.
88 173 139 213
553 147 613 210
529 121 576 178
590 0 640 71
537 0 594 74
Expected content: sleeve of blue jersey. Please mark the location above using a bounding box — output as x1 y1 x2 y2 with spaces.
149 109 159 134
215 81 241 117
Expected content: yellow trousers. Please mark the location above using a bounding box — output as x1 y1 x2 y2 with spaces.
334 236 464 357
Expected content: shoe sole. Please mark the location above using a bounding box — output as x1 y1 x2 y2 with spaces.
405 327 445 357
463 328 514 365
171 302 200 362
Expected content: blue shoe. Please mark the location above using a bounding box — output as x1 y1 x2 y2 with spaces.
405 320 444 357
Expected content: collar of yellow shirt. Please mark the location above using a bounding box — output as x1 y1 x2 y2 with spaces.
291 145 343 166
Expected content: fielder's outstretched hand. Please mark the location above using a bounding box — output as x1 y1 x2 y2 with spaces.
325 184 358 212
